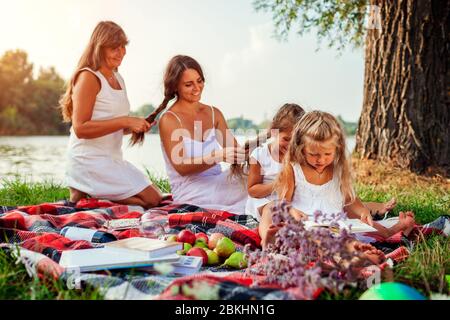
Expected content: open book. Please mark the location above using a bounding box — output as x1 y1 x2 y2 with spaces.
304 218 377 233
59 248 180 272
104 237 183 258
376 217 399 229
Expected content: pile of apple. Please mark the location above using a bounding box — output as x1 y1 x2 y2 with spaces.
166 230 247 269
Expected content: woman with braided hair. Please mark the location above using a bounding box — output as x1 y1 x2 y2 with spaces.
131 55 250 213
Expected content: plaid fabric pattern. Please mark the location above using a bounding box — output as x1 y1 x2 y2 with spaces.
0 198 448 300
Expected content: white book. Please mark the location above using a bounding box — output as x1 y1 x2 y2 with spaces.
139 255 203 276
304 219 377 233
103 237 183 259
337 219 378 233
376 217 399 229
170 256 203 276
59 248 180 272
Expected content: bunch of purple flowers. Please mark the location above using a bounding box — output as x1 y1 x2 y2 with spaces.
244 201 375 299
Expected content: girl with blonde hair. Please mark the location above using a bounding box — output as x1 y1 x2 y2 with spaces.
259 111 415 247
61 21 162 208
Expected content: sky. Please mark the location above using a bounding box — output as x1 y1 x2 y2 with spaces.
0 0 365 123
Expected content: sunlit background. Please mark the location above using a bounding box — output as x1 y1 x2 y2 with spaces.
0 0 364 123
0 0 362 182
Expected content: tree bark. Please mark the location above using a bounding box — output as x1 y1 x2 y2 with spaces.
356 0 450 176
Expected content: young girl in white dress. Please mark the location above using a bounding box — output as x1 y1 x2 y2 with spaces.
246 104 305 219
258 110 415 248
246 104 396 222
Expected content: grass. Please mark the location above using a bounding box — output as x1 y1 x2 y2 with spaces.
0 247 103 300
0 161 449 299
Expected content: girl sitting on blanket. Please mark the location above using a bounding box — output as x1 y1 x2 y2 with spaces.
257 110 415 249
246 103 396 222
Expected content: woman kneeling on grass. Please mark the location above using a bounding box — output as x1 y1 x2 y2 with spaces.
60 21 162 208
259 111 416 263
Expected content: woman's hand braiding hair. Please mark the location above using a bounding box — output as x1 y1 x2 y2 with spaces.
229 130 271 180
129 95 175 146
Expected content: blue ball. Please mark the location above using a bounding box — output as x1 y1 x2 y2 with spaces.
359 282 426 300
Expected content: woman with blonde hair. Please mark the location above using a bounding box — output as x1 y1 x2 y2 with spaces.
61 21 162 208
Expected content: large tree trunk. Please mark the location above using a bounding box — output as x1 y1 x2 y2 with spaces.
356 0 450 176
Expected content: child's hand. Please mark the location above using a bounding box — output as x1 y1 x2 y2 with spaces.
261 222 285 249
360 210 374 226
290 208 308 221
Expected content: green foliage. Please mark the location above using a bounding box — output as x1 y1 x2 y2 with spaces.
355 183 449 225
394 235 449 296
0 248 103 300
0 50 68 135
130 104 155 118
145 168 172 193
253 0 369 50
0 176 447 299
337 115 357 135
0 179 69 206
227 115 270 131
227 116 259 131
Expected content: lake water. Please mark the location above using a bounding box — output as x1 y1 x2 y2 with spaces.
0 134 355 185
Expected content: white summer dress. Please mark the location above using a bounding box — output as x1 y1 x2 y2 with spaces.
65 67 151 201
245 143 283 220
161 106 248 214
291 163 345 218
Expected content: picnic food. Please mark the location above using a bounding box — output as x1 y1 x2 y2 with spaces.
213 237 235 258
177 230 196 245
208 233 225 250
194 239 208 249
195 232 209 244
205 249 220 265
223 252 247 269
186 247 208 265
177 243 192 255
166 235 178 242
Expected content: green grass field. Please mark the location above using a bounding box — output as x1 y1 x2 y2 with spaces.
0 164 448 300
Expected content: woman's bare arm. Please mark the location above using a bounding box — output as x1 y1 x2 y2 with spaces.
72 71 150 139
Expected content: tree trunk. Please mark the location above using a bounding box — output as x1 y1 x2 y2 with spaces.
356 0 450 176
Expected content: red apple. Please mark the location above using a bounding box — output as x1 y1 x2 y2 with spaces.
186 247 208 265
195 232 209 244
177 230 196 245
208 232 225 250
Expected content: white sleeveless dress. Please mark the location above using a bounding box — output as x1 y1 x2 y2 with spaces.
245 143 283 220
160 106 248 214
65 68 151 201
291 163 345 218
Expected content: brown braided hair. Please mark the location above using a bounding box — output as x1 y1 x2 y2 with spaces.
130 55 205 145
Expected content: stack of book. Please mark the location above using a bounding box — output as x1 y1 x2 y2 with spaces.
59 237 202 275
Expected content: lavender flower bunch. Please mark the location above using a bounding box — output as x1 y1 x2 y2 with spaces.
244 201 375 299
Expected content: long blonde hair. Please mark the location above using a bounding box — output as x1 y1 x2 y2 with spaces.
60 21 129 122
275 110 355 205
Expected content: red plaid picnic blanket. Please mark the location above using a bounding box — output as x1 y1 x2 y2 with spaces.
0 199 447 300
